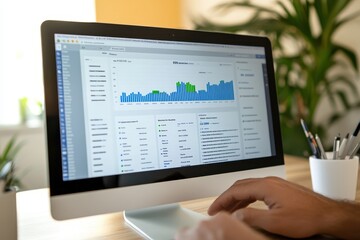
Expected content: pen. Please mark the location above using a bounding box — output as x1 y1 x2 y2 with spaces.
309 132 321 158
332 135 340 160
338 133 349 159
300 119 318 157
315 134 327 159
343 121 360 158
348 142 360 160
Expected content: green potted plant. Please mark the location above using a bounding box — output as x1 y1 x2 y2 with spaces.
0 136 22 192
194 0 360 156
0 136 22 239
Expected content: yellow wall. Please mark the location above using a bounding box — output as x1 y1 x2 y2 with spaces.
95 0 183 29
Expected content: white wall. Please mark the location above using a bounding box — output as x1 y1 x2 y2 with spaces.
0 0 96 125
0 0 95 190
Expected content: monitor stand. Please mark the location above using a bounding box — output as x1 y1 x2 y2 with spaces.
123 203 207 240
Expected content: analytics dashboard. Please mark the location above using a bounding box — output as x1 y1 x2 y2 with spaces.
54 34 275 180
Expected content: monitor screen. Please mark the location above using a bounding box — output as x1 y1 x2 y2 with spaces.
41 21 284 225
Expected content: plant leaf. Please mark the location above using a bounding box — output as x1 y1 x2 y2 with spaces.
334 44 359 71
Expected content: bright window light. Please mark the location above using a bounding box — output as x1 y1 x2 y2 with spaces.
0 0 95 126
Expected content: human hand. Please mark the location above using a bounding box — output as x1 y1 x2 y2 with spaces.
175 212 268 240
208 177 342 238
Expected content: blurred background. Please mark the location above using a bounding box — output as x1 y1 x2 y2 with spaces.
0 0 359 190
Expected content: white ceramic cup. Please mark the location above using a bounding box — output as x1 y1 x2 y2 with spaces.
309 153 359 200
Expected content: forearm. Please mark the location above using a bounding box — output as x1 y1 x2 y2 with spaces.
322 201 360 239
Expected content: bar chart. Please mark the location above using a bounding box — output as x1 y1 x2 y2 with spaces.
120 80 234 102
111 58 236 106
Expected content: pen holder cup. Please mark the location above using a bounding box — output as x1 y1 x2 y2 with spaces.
309 153 359 201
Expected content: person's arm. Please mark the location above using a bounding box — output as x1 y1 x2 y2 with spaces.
175 212 268 240
325 200 360 239
208 177 360 239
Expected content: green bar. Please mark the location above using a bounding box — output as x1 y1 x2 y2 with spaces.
152 90 160 94
185 82 196 92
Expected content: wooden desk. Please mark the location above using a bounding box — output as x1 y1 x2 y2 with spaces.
17 155 360 240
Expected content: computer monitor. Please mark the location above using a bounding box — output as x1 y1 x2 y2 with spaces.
41 20 285 239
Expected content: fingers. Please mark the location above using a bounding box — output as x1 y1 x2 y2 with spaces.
233 207 292 236
208 177 276 215
233 207 274 230
232 207 322 238
175 212 269 240
208 194 257 215
175 226 207 240
175 213 226 240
